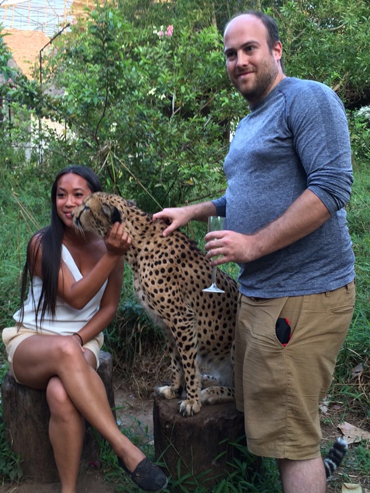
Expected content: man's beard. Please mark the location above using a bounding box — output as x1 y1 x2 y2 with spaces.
239 61 278 105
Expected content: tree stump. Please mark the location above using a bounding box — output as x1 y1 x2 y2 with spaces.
1 350 115 483
153 396 261 491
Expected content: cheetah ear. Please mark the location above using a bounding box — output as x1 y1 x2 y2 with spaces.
102 203 122 224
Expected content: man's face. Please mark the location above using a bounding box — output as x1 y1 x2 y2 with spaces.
224 14 283 105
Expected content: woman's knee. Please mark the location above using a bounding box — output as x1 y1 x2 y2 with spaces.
46 377 79 419
55 336 85 365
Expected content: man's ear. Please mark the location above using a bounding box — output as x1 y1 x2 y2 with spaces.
273 40 283 63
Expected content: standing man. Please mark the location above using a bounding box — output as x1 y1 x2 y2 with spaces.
153 11 355 493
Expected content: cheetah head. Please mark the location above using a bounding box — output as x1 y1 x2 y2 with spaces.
72 192 122 237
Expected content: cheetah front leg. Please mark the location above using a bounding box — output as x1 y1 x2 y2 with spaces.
175 323 201 417
134 277 186 401
155 330 185 400
159 315 201 416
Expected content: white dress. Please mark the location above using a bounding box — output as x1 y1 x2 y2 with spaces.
13 244 107 334
2 245 108 378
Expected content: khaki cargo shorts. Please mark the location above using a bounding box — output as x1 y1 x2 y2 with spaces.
2 326 104 382
234 281 355 460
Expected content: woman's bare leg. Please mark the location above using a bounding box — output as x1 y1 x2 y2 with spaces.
47 376 85 493
13 335 145 473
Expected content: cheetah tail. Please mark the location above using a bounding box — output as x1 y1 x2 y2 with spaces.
324 437 348 479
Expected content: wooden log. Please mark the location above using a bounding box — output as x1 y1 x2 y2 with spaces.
1 350 115 483
153 396 261 490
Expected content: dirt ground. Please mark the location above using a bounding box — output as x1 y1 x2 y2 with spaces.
0 473 117 493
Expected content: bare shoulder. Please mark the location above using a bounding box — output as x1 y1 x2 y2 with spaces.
29 231 43 252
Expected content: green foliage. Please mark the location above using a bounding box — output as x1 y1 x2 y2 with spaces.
104 296 166 374
352 443 370 477
265 0 370 104
330 111 370 425
0 367 23 482
0 162 54 329
37 2 241 210
2 0 370 209
0 31 12 81
338 112 370 371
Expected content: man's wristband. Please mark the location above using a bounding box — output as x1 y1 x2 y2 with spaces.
72 333 84 346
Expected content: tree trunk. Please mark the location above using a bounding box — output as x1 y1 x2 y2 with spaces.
1 350 115 483
153 396 261 491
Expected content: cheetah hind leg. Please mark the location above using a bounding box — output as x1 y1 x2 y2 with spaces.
200 374 235 403
201 374 220 389
155 332 185 400
200 386 235 406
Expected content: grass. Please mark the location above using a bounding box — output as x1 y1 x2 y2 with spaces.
93 425 282 493
91 419 159 493
0 366 23 483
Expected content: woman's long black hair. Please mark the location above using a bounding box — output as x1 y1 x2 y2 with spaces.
18 166 102 328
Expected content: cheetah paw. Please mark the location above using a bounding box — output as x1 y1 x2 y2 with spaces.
179 399 201 416
155 385 181 400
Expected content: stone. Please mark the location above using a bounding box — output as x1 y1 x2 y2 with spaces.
1 350 115 483
153 396 261 490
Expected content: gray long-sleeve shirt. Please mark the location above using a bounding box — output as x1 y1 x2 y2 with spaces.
213 77 355 297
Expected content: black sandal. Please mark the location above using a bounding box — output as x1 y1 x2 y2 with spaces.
118 456 168 492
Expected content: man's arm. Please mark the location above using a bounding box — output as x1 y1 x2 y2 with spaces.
206 189 330 264
153 201 217 236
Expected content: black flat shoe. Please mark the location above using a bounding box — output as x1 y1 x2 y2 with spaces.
118 456 168 492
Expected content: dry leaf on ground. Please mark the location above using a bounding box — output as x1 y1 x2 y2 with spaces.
342 484 362 493
338 421 370 444
351 363 364 380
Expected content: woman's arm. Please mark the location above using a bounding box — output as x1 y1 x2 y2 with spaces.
31 223 130 310
75 257 124 344
60 223 130 309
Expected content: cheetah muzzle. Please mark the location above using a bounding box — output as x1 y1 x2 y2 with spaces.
73 192 239 416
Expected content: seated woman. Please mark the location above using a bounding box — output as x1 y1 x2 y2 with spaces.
2 165 167 493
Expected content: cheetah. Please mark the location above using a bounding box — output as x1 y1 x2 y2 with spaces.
73 192 239 416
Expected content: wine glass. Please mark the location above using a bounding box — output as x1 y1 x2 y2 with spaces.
203 216 225 293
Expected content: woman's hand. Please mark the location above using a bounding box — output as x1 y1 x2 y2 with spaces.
71 333 85 353
104 222 132 256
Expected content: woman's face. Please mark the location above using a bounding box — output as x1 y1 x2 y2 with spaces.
56 173 92 228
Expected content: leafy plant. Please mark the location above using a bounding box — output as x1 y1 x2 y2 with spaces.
0 366 23 482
